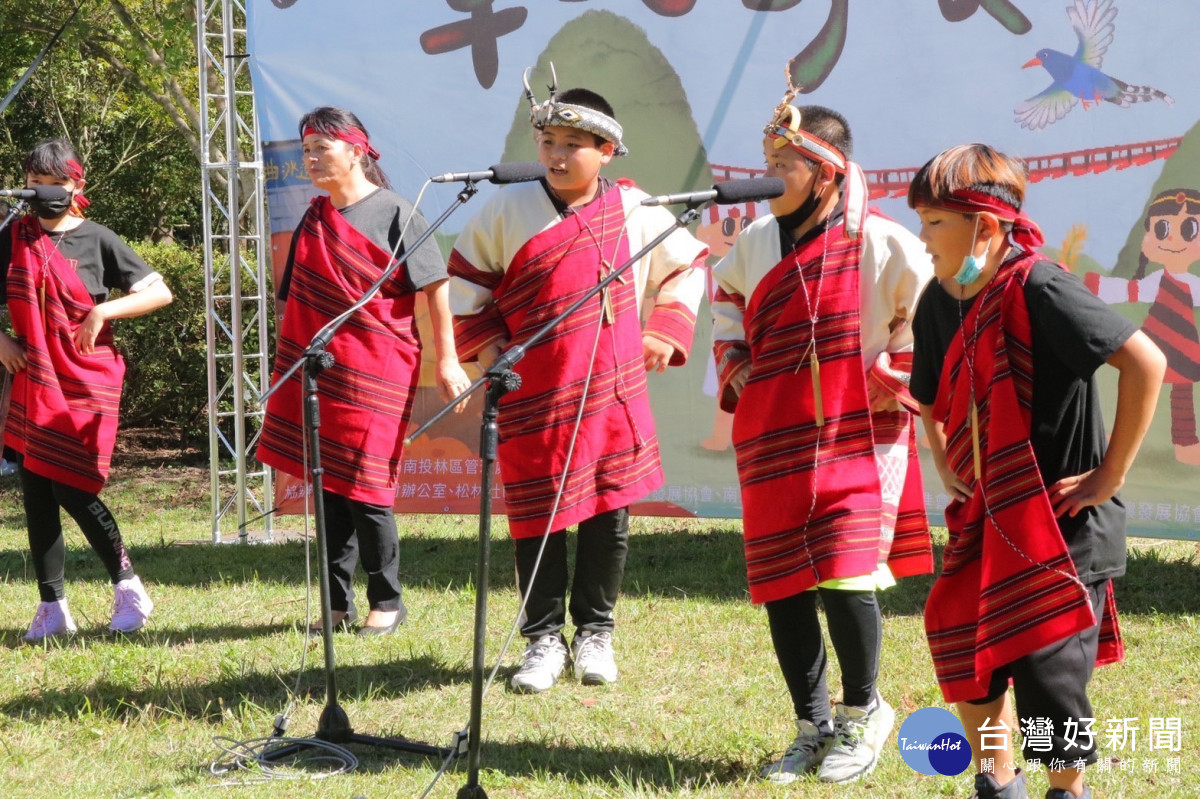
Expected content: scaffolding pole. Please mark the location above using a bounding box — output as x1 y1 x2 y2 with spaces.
196 0 272 542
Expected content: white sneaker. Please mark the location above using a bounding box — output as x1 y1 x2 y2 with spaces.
510 633 568 693
817 695 895 783
760 719 835 784
571 631 618 685
0 458 17 477
24 599 77 642
110 575 154 633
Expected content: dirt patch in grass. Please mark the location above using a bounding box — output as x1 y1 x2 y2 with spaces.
113 427 208 469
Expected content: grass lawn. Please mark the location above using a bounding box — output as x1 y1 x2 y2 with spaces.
0 446 1196 798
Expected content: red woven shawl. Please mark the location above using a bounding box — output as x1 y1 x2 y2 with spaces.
720 218 931 604
476 185 662 538
4 216 125 493
925 253 1123 703
258 197 421 506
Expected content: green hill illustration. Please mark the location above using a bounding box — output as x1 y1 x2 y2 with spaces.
500 9 714 198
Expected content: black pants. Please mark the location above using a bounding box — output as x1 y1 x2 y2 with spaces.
22 465 134 602
765 587 883 731
322 491 402 613
513 507 629 640
966 580 1108 765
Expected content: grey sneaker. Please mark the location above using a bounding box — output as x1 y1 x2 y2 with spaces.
816 695 895 783
760 719 835 784
571 631 618 685
510 633 568 693
1045 787 1090 799
973 769 1029 798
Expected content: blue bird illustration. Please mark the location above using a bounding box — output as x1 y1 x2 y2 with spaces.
1015 0 1173 131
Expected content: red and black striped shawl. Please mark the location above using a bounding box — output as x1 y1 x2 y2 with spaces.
259 196 422 506
4 216 125 493
718 218 932 604
925 253 1123 703
449 184 662 538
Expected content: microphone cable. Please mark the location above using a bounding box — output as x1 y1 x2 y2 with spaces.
418 197 634 799
208 375 359 784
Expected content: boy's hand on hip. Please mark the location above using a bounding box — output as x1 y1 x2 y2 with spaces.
728 367 748 398
73 307 106 354
642 335 673 373
867 380 901 413
936 460 973 504
0 332 26 373
1048 468 1124 518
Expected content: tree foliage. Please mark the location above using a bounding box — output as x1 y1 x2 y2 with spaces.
0 0 203 244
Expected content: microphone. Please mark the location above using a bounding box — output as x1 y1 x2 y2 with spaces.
0 185 71 201
431 162 547 185
641 177 785 207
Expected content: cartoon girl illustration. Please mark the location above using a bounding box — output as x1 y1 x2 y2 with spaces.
1086 188 1200 465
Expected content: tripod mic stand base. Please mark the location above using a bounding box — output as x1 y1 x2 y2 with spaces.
457 784 490 798
260 701 453 761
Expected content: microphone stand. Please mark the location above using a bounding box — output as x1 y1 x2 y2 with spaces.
257 181 482 764
405 201 708 799
0 200 26 235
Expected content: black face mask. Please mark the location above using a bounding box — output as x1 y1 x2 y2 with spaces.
29 192 73 220
775 171 823 231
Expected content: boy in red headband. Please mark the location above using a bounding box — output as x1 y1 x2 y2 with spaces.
0 138 174 641
449 76 707 693
909 144 1165 799
711 100 934 784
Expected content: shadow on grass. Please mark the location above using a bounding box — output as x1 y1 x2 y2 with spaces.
386 739 744 790
1 525 1195 614
0 654 472 722
0 622 304 650
0 527 753 600
130 738 746 795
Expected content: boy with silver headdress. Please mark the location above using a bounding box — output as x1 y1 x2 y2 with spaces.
711 91 933 784
448 69 707 694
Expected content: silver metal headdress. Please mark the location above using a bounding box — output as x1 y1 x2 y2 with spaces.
523 64 628 157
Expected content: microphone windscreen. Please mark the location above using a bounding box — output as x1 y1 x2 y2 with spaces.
713 177 785 205
488 162 547 184
32 185 71 202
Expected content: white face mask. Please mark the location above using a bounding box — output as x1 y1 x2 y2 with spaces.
954 215 988 285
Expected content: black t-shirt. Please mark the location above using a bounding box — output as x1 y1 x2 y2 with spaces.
1 219 159 305
911 260 1138 584
277 187 446 301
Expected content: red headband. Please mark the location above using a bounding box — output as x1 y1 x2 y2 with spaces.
931 189 1044 250
65 158 90 211
303 125 381 161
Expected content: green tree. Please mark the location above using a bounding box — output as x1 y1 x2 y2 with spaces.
0 0 203 243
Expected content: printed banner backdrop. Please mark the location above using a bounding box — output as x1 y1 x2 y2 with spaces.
248 0 1200 539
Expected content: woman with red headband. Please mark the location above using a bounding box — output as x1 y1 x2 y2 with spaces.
909 143 1165 799
0 138 174 641
259 106 469 636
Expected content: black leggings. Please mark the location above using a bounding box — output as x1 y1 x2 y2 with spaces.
322 490 403 613
765 587 883 731
513 507 630 639
21 465 134 602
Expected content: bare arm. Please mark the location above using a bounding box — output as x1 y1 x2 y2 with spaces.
1048 330 1166 517
0 330 25 374
919 402 972 503
74 279 173 354
423 279 471 412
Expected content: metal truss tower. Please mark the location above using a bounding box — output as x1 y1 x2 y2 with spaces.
195 0 273 542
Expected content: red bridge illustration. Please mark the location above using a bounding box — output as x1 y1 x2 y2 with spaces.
712 136 1182 200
